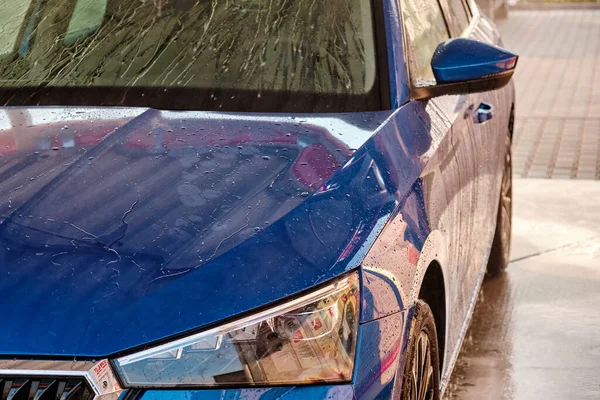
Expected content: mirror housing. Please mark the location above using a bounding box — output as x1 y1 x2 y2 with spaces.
412 38 518 100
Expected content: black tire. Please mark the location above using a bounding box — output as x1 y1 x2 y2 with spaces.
399 300 441 400
487 137 512 276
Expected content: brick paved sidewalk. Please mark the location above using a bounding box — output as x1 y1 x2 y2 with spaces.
497 11 600 179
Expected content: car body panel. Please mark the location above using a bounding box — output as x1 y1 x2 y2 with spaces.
0 97 439 356
0 107 402 356
351 0 515 391
139 386 355 400
382 0 410 108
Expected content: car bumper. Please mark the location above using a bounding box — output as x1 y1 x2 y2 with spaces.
138 385 353 400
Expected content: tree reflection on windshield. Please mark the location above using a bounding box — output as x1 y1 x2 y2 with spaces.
0 0 380 112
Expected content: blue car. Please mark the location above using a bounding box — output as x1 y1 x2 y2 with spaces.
0 0 516 399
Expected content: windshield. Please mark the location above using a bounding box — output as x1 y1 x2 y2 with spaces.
0 0 381 112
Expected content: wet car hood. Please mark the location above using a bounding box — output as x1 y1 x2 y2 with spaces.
0 107 391 356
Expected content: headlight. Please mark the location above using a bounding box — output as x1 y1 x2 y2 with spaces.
114 273 359 387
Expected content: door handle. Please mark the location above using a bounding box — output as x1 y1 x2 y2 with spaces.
476 103 494 123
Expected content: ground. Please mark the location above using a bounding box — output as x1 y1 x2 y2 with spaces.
509 10 600 179
444 10 600 399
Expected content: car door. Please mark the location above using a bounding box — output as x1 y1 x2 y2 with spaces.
399 0 485 361
438 0 499 311
441 0 508 279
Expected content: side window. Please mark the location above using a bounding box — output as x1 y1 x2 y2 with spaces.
401 0 450 83
442 0 472 36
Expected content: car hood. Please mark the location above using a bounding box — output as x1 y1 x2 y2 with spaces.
0 107 392 356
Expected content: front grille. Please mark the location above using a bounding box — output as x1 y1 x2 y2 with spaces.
0 378 94 400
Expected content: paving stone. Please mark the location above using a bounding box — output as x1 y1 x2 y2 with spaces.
498 11 600 180
576 172 598 180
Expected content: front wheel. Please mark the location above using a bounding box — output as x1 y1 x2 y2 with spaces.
399 301 441 400
487 137 512 276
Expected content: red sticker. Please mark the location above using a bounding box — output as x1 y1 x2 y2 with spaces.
93 360 109 376
293 330 304 343
311 318 323 331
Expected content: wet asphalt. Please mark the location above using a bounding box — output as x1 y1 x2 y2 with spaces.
444 179 600 399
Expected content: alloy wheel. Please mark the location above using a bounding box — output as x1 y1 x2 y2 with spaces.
499 147 512 263
410 331 435 400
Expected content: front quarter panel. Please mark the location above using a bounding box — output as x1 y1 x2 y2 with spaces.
358 97 452 323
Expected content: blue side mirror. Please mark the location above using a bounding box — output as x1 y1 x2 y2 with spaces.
413 38 518 100
432 38 518 83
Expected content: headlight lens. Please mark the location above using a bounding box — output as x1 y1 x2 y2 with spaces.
114 273 359 387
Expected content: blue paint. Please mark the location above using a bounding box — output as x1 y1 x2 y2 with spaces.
1 1 518 398
0 104 430 356
432 38 519 84
138 383 354 400
383 0 410 107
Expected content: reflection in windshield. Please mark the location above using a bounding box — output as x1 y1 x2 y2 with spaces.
0 0 378 112
64 0 106 43
0 0 32 56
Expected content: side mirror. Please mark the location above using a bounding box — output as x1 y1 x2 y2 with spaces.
412 38 518 100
